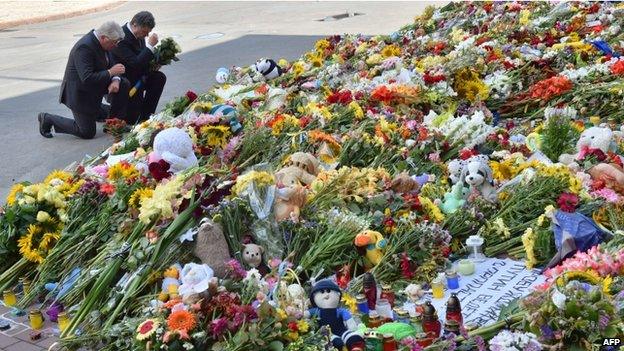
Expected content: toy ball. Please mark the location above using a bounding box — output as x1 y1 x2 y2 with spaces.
215 67 230 84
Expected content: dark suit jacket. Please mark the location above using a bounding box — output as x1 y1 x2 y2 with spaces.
111 24 154 85
59 30 113 115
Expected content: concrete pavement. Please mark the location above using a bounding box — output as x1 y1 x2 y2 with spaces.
0 1 435 200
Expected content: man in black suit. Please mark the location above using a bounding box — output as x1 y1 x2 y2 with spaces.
110 11 166 124
38 21 127 139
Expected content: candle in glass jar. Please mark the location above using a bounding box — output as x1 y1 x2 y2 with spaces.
29 309 44 330
457 259 475 276
57 312 70 332
446 269 459 290
431 278 444 299
3 290 17 307
380 284 395 307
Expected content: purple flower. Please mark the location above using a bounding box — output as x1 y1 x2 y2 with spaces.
524 341 542 351
599 314 610 330
45 301 64 322
474 336 486 351
540 324 554 340
210 318 228 339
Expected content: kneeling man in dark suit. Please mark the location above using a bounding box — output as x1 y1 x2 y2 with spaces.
110 11 166 124
38 21 126 139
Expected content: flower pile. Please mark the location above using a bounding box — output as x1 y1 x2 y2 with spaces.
2 2 624 350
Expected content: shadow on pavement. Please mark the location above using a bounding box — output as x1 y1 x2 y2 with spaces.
0 34 323 199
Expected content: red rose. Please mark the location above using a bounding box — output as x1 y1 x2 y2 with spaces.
186 91 198 103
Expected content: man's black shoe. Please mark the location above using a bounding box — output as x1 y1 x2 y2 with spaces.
38 113 53 138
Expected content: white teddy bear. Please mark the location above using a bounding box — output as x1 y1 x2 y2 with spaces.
558 126 613 167
150 127 198 173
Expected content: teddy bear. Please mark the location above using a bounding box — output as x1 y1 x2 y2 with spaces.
306 279 365 351
192 219 231 278
559 126 624 193
389 172 421 194
354 230 387 269
273 164 314 223
460 155 497 202
285 152 320 185
149 127 198 174
242 242 270 275
559 126 614 166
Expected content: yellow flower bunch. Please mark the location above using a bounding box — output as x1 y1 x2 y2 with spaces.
199 125 232 148
453 68 489 103
139 176 184 224
522 227 537 269
419 196 445 222
518 9 531 25
129 187 155 209
311 167 390 203
381 44 401 58
306 52 324 68
493 218 511 238
44 170 73 185
271 114 300 136
568 176 583 194
314 39 330 52
366 53 383 66
231 171 275 196
191 101 213 113
348 101 364 119
555 270 612 295
6 183 25 206
108 162 140 181
450 27 468 44
341 293 357 313
291 61 305 77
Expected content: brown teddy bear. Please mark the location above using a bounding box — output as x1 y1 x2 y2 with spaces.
284 152 320 185
389 171 421 194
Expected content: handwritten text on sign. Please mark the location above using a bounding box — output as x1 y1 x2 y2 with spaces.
430 258 545 327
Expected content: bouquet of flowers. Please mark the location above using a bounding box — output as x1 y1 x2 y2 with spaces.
150 37 181 71
103 118 129 142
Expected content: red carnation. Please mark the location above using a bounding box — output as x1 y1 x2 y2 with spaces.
557 192 579 213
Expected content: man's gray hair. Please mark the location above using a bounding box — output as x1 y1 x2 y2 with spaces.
96 21 124 40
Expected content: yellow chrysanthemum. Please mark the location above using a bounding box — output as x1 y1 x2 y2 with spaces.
568 176 583 194
231 171 275 196
419 196 445 222
129 187 154 209
139 176 184 224
314 39 330 52
291 61 305 77
6 183 24 206
275 308 288 321
349 101 364 119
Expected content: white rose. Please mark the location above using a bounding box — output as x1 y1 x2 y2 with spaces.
178 263 214 298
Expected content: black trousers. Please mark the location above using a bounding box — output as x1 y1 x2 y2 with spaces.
46 105 108 139
110 71 166 125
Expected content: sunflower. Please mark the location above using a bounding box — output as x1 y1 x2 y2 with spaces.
203 125 232 148
167 310 197 332
6 183 25 206
18 224 44 263
291 61 305 77
381 44 401 58
44 170 72 185
136 318 160 341
129 187 154 209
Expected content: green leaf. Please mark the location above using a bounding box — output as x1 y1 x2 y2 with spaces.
268 341 284 351
233 331 249 344
497 298 521 321
603 325 618 338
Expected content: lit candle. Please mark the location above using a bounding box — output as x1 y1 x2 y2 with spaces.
431 278 444 299
57 312 70 332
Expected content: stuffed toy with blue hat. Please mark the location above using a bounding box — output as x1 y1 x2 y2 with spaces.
307 279 365 351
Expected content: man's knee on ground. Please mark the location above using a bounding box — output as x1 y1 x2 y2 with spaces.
78 127 97 139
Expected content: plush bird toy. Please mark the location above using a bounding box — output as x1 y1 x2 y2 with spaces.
354 230 387 268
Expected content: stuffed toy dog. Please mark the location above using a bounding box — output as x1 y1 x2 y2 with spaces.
461 155 497 202
447 159 467 184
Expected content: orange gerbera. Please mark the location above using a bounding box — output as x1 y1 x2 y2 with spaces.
309 130 340 148
167 310 197 332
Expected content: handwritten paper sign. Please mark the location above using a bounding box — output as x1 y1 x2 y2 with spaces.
429 258 545 327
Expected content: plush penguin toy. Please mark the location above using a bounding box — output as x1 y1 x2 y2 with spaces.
253 58 284 80
307 279 365 351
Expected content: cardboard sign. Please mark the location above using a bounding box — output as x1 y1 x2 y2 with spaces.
428 258 544 327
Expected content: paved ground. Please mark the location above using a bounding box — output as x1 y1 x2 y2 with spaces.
0 1 122 29
0 1 435 201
